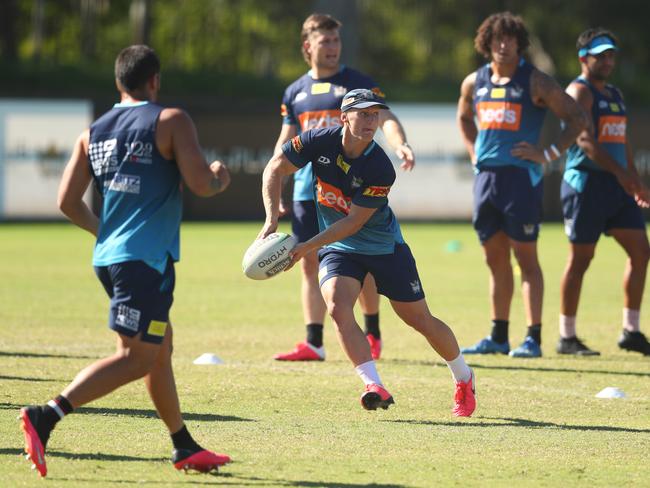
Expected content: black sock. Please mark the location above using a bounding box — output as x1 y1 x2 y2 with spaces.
490 320 509 344
306 323 323 348
171 425 202 452
527 324 542 345
41 395 73 431
364 313 380 339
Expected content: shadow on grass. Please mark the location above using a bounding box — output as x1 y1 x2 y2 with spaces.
0 375 62 382
0 447 166 462
384 416 650 434
0 350 99 359
386 358 650 377
0 403 254 423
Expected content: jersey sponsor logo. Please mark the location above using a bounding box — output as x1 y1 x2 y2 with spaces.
316 178 351 215
371 87 386 98
280 103 289 117
609 103 620 113
598 115 626 143
490 88 506 99
362 185 391 197
476 101 522 131
106 173 141 194
147 320 167 337
336 154 351 174
298 110 342 131
311 83 331 95
89 138 119 176
123 140 153 165
115 304 141 332
317 155 331 165
291 135 304 153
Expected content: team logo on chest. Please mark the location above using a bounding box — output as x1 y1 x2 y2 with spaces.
351 176 363 189
333 85 347 97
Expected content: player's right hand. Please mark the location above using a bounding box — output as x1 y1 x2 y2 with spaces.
209 160 231 193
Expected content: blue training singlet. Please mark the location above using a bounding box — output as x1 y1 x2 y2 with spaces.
564 77 627 191
280 66 383 202
282 127 404 255
89 101 182 273
473 59 547 186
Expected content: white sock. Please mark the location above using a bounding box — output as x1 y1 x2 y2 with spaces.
623 308 640 332
559 315 577 338
446 354 472 383
355 360 382 386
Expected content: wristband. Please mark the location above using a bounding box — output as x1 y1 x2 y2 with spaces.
550 144 561 159
543 149 552 163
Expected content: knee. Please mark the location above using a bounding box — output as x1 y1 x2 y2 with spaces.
326 301 352 329
567 253 594 274
485 250 510 272
403 311 431 334
118 349 157 379
630 244 650 267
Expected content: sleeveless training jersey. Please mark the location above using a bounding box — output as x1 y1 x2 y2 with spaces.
473 59 547 186
89 101 182 273
282 127 404 255
280 66 382 202
564 77 627 191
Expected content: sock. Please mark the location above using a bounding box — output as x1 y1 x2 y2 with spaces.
446 354 472 383
364 313 380 338
527 324 542 345
490 319 509 344
623 308 640 333
42 395 73 430
354 360 382 386
171 424 202 452
559 315 576 339
306 323 324 348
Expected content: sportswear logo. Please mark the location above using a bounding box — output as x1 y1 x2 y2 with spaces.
476 87 488 97
298 110 342 131
598 116 626 143
316 178 351 214
362 185 390 198
410 280 421 294
311 83 331 95
523 224 537 235
294 92 308 103
337 154 351 174
317 155 331 165
476 101 522 131
598 100 608 109
291 136 304 153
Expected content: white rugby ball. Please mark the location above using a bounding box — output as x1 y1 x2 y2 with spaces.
242 232 298 280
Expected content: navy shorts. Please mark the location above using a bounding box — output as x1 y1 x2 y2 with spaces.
562 171 646 244
318 243 425 302
94 259 175 344
473 166 543 243
292 200 320 243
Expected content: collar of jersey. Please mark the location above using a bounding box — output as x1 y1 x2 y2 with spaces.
308 64 346 80
113 101 150 108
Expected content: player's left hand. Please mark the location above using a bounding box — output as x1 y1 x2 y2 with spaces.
396 143 415 171
285 242 310 271
257 221 278 240
634 183 650 208
511 141 546 164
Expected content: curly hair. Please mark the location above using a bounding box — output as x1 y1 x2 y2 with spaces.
300 13 342 64
576 27 618 52
474 12 530 59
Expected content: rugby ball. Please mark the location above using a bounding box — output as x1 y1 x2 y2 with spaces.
242 232 297 280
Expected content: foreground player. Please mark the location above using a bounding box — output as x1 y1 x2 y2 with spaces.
558 29 650 356
260 89 475 416
274 13 415 362
20 45 232 477
457 12 586 358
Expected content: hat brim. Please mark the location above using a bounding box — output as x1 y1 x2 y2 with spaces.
341 101 390 112
587 43 618 55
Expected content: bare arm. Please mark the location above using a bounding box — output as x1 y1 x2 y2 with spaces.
379 110 415 171
157 108 230 197
286 203 377 270
57 130 99 236
260 151 299 238
512 70 588 164
457 72 478 165
272 123 298 216
625 138 650 208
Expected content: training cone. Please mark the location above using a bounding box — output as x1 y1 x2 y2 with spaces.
595 387 626 399
193 353 224 365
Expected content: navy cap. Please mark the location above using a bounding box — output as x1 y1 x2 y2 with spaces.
340 88 389 112
578 35 618 57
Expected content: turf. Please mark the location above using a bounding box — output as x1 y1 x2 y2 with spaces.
1 222 648 487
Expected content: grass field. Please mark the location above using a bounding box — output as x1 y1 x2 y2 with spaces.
1 222 649 487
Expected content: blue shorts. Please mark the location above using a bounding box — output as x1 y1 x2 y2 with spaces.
473 166 543 243
94 259 175 344
292 200 320 243
562 171 646 244
318 243 425 302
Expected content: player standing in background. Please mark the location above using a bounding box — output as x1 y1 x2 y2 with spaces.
273 13 414 362
20 45 232 477
558 29 650 356
457 12 587 357
261 89 475 416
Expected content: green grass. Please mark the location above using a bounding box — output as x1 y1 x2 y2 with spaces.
1 222 649 487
